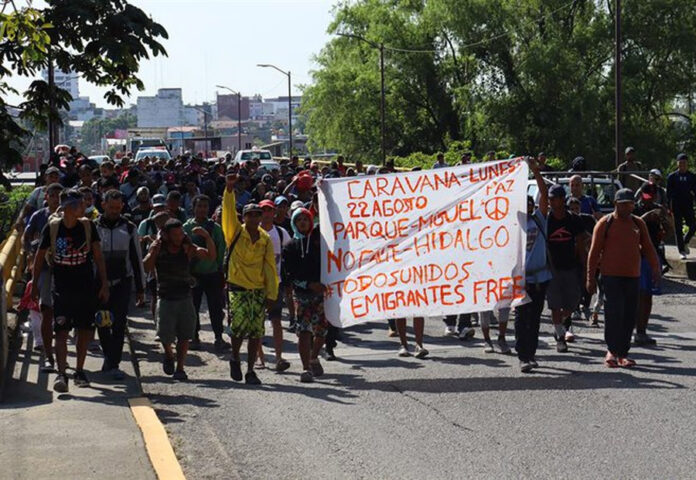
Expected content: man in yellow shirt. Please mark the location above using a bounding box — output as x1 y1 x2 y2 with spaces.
221 173 278 385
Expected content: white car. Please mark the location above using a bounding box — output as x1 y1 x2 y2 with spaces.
135 148 172 162
232 149 279 170
88 155 110 165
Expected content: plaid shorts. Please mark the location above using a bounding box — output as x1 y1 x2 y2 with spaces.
226 287 266 339
294 290 328 338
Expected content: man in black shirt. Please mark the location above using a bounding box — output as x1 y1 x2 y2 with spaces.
546 185 587 352
31 189 110 393
666 153 696 259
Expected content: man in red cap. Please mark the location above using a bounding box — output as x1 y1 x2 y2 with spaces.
257 199 292 372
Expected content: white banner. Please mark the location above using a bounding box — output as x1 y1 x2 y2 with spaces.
318 158 529 327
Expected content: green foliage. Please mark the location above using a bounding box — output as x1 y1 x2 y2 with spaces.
0 185 31 236
81 112 136 151
0 1 167 169
303 0 696 171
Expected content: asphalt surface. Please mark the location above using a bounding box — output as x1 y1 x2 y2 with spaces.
129 275 696 480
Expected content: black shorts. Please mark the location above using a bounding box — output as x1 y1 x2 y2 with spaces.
267 282 285 320
53 292 96 333
147 278 158 296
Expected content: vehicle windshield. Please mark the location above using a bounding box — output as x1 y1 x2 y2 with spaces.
240 151 272 161
136 150 170 161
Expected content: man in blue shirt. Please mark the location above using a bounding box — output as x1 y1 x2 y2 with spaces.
569 174 601 219
516 157 552 373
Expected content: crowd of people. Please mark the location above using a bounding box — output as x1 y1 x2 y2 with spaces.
14 143 688 392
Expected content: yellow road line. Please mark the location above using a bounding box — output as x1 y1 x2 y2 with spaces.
129 397 186 480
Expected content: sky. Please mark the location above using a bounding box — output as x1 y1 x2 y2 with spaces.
7 0 336 108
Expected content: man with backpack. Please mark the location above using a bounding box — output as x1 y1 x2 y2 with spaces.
587 189 660 368
31 189 110 393
94 190 146 380
257 199 291 372
183 194 229 352
22 182 63 373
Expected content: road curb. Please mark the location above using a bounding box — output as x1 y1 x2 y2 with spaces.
129 396 187 480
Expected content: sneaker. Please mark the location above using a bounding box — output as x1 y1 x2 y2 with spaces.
398 345 411 357
41 356 55 373
73 370 90 388
530 357 539 368
634 333 657 346
163 354 175 375
444 325 457 337
680 252 688 260
300 370 314 383
275 358 291 373
519 360 533 373
483 341 494 353
53 373 69 393
310 359 324 377
229 359 243 381
325 345 337 361
414 345 429 359
214 338 231 352
245 370 262 385
111 368 126 381
189 336 202 351
497 337 511 354
582 307 592 323
572 310 582 320
458 327 475 340
564 327 576 343
172 370 188 381
556 338 568 353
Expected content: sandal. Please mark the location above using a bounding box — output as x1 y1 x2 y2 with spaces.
618 357 636 368
604 353 619 368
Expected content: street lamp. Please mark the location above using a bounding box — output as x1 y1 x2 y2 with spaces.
336 32 386 166
191 105 211 158
216 85 243 153
257 63 293 157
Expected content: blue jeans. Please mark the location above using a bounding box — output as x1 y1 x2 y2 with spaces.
601 276 639 357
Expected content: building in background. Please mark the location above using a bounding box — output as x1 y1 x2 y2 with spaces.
41 67 79 100
137 88 199 128
217 93 250 121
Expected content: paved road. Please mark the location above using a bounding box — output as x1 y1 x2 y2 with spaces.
129 275 696 480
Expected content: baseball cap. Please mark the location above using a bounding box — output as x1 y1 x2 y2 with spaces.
290 200 304 211
641 182 657 201
677 153 688 161
649 168 662 177
548 184 566 199
614 188 635 203
274 195 289 206
625 146 635 154
152 194 166 207
46 166 60 176
259 199 275 209
137 186 150 198
60 189 84 208
242 203 262 216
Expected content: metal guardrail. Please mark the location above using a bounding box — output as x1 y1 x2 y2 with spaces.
0 212 27 399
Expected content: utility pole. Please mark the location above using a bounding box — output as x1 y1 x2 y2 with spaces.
216 85 243 152
379 43 386 166
257 64 293 157
614 0 622 168
47 51 56 162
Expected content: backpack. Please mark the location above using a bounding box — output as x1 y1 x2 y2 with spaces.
603 214 640 241
45 216 92 266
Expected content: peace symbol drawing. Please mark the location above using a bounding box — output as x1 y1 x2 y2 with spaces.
483 196 509 221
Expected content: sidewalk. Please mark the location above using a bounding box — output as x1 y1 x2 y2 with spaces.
0 321 156 480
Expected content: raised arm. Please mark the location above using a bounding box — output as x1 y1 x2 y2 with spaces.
527 156 548 216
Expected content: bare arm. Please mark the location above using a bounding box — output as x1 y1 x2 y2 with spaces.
91 241 110 303
143 239 161 274
189 227 216 260
527 157 548 216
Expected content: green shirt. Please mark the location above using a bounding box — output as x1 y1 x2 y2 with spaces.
183 218 226 275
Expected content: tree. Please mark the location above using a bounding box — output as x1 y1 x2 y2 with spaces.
81 112 136 150
0 0 167 168
302 0 696 170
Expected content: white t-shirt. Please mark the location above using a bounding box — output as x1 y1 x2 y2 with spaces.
266 224 291 280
